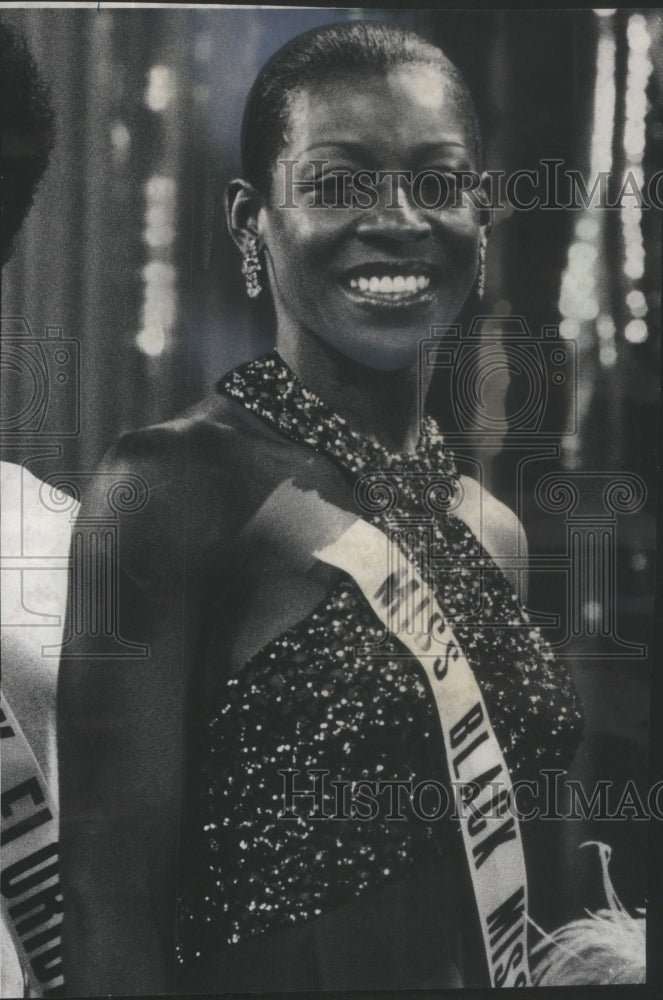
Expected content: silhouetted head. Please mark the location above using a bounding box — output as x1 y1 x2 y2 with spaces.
0 20 56 266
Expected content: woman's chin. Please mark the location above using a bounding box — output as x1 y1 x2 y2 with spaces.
320 292 464 370
329 336 422 372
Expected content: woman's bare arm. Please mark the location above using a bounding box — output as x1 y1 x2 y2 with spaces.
57 430 199 995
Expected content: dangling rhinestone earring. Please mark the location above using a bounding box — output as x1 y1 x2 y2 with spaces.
242 237 262 299
477 230 487 300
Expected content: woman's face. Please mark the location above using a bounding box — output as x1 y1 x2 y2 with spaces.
257 63 486 371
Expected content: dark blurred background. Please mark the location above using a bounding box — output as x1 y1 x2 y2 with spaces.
1 5 661 936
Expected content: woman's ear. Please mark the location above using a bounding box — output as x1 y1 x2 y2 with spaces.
225 178 264 253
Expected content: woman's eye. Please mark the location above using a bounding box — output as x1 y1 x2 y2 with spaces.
305 169 464 208
414 170 459 208
311 171 353 204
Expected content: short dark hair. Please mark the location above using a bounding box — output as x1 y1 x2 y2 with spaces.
241 20 482 197
0 20 56 266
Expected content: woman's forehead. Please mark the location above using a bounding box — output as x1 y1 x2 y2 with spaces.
281 65 474 161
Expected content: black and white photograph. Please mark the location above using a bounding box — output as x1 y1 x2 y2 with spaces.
1 3 661 996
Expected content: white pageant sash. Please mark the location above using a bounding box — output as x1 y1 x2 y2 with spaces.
315 518 531 988
1 693 63 996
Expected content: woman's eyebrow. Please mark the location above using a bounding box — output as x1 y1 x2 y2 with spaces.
414 140 467 153
292 139 469 160
291 141 371 159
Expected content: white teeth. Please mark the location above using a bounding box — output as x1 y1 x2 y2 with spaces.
348 273 432 295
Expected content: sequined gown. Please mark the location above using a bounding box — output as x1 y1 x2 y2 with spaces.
175 353 584 991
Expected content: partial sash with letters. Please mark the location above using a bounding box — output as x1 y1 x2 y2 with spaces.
1 693 64 996
316 517 531 989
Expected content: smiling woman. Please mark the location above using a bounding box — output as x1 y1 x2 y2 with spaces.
56 21 584 995
232 29 486 375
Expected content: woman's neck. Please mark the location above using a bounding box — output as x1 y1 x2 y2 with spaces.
275 329 431 455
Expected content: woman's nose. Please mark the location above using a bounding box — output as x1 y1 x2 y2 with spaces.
355 179 431 243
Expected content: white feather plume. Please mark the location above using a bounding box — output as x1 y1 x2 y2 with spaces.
530 841 646 986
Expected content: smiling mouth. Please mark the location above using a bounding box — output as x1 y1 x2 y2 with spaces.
340 265 438 307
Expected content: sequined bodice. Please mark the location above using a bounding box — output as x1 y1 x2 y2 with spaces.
176 353 584 972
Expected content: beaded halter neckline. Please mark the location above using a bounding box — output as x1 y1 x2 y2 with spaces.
217 350 460 495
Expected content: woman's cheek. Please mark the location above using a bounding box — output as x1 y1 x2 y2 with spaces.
273 200 352 235
298 207 360 242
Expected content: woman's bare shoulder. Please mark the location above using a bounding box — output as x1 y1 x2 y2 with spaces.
105 390 301 480
92 391 331 569
78 395 260 573
102 393 246 470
